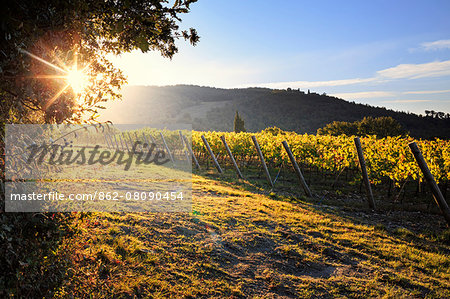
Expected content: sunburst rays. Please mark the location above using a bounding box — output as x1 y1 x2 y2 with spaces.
20 48 91 110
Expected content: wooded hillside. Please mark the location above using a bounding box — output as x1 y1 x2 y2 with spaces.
101 85 450 139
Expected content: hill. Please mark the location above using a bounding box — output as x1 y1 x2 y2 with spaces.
101 85 450 138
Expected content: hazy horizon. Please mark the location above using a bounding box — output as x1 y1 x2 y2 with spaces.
111 83 448 116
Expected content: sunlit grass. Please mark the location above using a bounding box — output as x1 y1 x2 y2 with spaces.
35 171 449 298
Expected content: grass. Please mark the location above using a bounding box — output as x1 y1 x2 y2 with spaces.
4 168 450 298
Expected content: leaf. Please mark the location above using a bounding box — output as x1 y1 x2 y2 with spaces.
136 35 149 52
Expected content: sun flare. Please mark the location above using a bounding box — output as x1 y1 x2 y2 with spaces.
66 66 88 94
20 48 93 109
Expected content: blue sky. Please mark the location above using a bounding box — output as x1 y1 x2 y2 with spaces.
111 0 450 114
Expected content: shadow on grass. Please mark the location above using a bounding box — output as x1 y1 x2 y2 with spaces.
0 212 81 298
197 165 448 237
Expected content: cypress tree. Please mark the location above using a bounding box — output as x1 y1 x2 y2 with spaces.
234 111 246 133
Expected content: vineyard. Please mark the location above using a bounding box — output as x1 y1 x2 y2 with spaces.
191 130 450 207
100 126 450 208
15 124 448 208
102 127 450 188
192 131 448 184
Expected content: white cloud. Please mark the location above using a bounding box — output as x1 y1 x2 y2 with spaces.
331 89 450 100
245 77 377 89
244 60 450 89
331 91 396 100
382 99 433 103
421 39 450 51
403 89 450 95
377 60 450 79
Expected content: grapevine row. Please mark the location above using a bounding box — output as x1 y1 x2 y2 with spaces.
192 131 450 186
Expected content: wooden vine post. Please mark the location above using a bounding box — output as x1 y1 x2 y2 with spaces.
110 134 116 150
133 131 142 151
409 142 450 225
221 135 243 179
142 132 150 148
118 134 127 151
114 134 120 150
282 141 312 197
122 133 131 152
127 132 135 150
178 131 191 162
149 134 157 144
107 133 112 149
181 133 200 170
107 133 114 149
140 133 150 155
148 133 161 152
159 132 175 165
251 135 273 187
354 137 376 210
113 134 120 150
201 135 222 173
104 133 111 149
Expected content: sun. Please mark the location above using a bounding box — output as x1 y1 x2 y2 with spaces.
66 66 88 94
20 48 92 109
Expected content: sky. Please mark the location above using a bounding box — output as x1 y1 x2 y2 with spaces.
110 0 450 115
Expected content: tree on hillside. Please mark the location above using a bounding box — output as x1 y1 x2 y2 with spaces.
358 116 406 137
425 110 449 119
318 116 407 138
234 111 246 133
262 126 287 136
317 121 358 136
0 0 199 124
